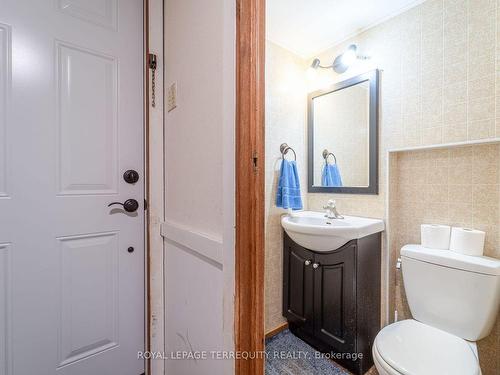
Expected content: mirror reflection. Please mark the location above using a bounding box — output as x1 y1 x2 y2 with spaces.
312 80 370 188
308 71 378 194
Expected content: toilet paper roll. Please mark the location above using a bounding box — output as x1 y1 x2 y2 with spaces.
421 224 451 250
449 227 485 256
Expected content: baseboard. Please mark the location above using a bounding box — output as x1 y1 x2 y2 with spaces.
265 322 288 339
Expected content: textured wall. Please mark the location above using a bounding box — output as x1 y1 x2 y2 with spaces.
264 41 308 332
308 0 500 209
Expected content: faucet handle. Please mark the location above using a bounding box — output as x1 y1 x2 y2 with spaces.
323 199 336 209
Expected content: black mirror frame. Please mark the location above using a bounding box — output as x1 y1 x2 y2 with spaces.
307 69 379 195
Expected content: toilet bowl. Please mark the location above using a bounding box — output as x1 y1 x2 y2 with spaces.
372 245 500 375
372 320 480 375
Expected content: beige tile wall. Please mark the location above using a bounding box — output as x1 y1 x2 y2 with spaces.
389 144 500 375
308 0 500 202
266 0 500 372
264 41 308 332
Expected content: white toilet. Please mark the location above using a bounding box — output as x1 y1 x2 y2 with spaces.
373 244 500 375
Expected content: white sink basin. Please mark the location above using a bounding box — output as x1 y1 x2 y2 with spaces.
281 211 385 251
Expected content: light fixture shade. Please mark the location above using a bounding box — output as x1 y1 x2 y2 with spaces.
333 44 358 73
341 45 357 66
332 54 348 73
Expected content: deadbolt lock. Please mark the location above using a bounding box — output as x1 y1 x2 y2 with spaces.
123 170 140 184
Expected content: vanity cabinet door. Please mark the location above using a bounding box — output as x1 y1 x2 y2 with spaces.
283 234 314 334
313 242 356 353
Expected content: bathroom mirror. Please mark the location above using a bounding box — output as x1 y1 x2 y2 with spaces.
308 70 379 194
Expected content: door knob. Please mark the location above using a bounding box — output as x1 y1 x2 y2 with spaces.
108 199 139 212
304 260 312 266
312 263 320 269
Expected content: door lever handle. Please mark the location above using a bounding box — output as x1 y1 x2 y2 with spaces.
108 199 139 213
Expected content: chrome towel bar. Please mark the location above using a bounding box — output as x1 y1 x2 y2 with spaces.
280 143 297 161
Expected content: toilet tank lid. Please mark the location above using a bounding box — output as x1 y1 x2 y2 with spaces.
401 244 500 276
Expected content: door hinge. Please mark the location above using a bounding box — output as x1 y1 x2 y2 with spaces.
252 151 258 173
144 199 148 211
148 53 157 108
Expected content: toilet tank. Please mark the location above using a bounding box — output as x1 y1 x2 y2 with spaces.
401 244 500 341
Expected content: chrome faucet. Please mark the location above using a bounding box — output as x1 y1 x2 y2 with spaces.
323 199 344 219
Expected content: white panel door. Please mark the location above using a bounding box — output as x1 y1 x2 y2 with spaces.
0 1 144 374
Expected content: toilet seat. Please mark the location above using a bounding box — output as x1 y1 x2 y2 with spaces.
373 343 401 375
373 320 480 375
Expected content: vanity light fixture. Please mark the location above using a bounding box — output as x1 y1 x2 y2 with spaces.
310 44 369 74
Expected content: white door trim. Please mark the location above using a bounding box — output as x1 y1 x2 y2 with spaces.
146 0 165 374
160 221 224 266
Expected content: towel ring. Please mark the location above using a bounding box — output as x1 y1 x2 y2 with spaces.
280 143 296 161
322 149 337 164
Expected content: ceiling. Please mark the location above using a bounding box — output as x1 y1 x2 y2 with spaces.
266 0 423 58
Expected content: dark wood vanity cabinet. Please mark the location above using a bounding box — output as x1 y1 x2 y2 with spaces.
283 232 381 375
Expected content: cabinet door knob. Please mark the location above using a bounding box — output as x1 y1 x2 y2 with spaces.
304 260 312 266
312 262 320 269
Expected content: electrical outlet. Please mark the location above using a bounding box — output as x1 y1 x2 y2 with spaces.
167 82 177 112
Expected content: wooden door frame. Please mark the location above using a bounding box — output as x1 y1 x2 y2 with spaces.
235 0 266 374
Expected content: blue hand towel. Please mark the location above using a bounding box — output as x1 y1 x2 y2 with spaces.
322 163 343 187
276 159 303 210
